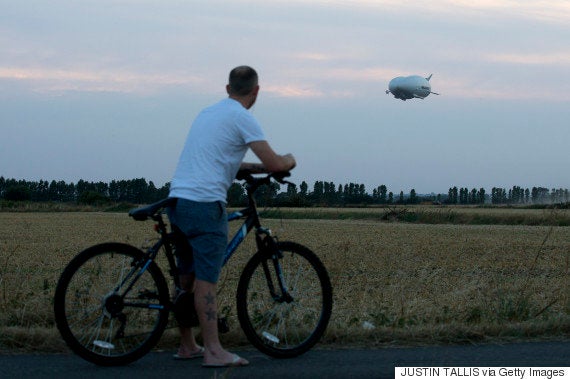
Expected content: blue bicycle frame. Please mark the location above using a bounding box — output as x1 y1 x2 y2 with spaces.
126 172 288 307
224 206 271 266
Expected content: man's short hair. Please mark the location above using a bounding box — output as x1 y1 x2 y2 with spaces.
228 66 258 96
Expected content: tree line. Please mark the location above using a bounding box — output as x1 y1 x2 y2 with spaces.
1 176 567 207
446 186 569 205
0 177 170 205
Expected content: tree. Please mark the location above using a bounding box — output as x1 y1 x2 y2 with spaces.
478 188 486 204
448 187 459 204
34 179 49 201
409 189 417 204
459 188 467 204
227 183 246 206
378 185 387 204
254 182 280 207
312 181 324 204
323 181 337 205
470 188 477 204
78 191 109 205
286 182 297 197
4 185 32 201
299 181 308 196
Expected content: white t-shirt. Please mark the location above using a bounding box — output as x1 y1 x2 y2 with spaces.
169 98 266 203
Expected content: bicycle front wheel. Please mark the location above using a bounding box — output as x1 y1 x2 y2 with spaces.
236 241 332 358
53 243 170 366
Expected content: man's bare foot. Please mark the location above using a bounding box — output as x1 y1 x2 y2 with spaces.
202 353 249 368
173 345 205 360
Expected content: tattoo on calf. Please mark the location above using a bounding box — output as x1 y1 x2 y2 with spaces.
206 308 217 321
204 292 216 321
204 292 215 305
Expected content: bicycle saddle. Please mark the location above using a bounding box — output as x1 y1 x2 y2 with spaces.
128 198 177 221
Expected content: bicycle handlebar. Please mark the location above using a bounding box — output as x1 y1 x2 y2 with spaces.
235 170 293 192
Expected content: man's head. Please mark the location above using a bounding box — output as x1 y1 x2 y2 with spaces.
227 66 259 109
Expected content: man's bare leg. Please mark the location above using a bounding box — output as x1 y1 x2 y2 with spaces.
194 278 249 366
176 274 203 357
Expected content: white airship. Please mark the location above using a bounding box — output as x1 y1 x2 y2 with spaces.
386 74 439 101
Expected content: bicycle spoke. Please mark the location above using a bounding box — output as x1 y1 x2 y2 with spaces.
237 241 332 358
54 243 169 366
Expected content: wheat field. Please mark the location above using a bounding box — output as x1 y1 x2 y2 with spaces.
0 210 569 353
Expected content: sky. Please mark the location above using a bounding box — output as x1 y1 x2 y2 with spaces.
1 0 569 194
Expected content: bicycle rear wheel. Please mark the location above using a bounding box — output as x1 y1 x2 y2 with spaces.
54 243 170 366
236 241 332 358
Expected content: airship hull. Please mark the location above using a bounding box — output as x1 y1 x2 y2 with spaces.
387 74 437 101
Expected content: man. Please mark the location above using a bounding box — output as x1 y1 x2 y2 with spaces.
168 66 296 367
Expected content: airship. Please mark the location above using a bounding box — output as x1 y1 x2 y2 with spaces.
386 74 439 101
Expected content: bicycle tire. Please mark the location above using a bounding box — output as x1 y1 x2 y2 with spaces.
236 241 332 358
54 243 170 366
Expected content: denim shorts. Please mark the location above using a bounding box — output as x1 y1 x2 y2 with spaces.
167 198 228 283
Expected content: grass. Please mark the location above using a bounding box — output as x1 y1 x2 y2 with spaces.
259 205 570 226
0 208 569 354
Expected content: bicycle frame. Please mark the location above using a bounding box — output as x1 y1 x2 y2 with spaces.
225 206 268 265
135 174 281 301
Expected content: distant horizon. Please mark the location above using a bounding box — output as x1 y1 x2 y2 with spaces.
2 174 568 197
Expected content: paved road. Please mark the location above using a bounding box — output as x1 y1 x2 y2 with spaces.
1 341 568 378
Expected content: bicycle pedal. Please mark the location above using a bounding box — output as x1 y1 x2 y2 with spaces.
218 317 229 334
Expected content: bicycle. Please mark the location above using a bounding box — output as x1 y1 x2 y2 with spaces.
53 171 333 366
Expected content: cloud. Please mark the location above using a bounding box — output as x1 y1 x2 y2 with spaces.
289 0 570 24
0 62 399 99
321 67 403 82
431 74 570 101
4 61 565 102
261 66 404 99
484 52 570 66
0 66 205 94
290 52 333 62
263 84 325 98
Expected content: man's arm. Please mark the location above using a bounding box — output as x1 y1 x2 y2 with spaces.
242 141 296 173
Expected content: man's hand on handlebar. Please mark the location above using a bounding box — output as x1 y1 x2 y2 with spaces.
271 171 292 184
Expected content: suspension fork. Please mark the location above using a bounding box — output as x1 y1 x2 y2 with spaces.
256 229 293 303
